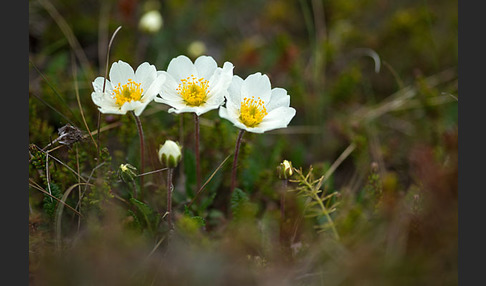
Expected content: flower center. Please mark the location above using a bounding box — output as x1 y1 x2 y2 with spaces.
177 75 209 107
113 79 143 106
239 96 268 128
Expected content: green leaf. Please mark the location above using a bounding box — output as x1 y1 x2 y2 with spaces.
129 198 156 231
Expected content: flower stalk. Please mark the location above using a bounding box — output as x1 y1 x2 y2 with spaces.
131 111 145 200
158 140 182 230
195 114 201 194
230 130 245 194
167 167 174 230
279 179 288 246
277 160 292 245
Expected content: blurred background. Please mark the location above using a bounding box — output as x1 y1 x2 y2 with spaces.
29 0 458 285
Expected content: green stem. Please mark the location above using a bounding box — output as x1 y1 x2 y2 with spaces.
298 170 340 241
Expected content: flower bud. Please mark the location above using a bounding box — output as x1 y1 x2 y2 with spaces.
158 140 182 168
187 41 207 58
139 10 163 34
277 160 293 180
118 163 138 184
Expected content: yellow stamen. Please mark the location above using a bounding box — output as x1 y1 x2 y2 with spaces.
177 75 209 107
239 96 268 128
113 79 144 106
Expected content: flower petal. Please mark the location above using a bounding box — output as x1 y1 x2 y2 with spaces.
99 106 126 115
207 61 234 101
120 100 144 114
135 62 157 93
227 75 244 105
194 55 218 80
92 77 113 93
257 106 296 132
167 55 197 82
109 60 135 85
241 72 271 103
219 106 247 130
141 73 166 103
91 91 117 109
266 88 290 111
133 102 151 116
157 72 183 101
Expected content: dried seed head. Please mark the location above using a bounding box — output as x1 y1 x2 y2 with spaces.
56 124 84 146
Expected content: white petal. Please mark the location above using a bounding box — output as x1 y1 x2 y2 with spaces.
160 98 191 110
133 101 151 116
142 73 166 103
92 77 113 93
225 99 241 119
168 106 197 114
167 55 197 82
219 106 246 130
135 62 157 93
205 90 226 107
120 100 144 114
91 91 117 109
207 61 234 101
257 106 296 131
109 60 135 85
99 106 126 115
227 75 244 105
194 104 220 116
266 88 290 111
194 55 218 80
157 72 182 101
241 72 271 103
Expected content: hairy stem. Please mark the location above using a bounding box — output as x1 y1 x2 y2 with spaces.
280 179 288 245
167 168 174 230
230 130 245 194
96 111 101 161
132 112 145 200
195 114 201 196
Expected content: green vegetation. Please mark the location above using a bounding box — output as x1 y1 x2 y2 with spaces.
29 0 457 285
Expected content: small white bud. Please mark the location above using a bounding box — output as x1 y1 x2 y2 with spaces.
158 140 182 168
187 41 207 58
139 10 163 34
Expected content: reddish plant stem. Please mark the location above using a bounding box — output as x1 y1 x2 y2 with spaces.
132 112 145 200
195 114 201 195
96 111 101 161
230 130 245 194
279 179 288 245
167 168 174 230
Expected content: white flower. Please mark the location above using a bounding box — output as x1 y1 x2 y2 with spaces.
158 140 182 168
219 72 296 133
91 60 166 116
139 10 163 34
154 55 234 116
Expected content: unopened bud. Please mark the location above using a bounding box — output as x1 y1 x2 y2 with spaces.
139 10 163 34
277 160 293 180
187 41 207 58
118 163 138 183
158 140 182 168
